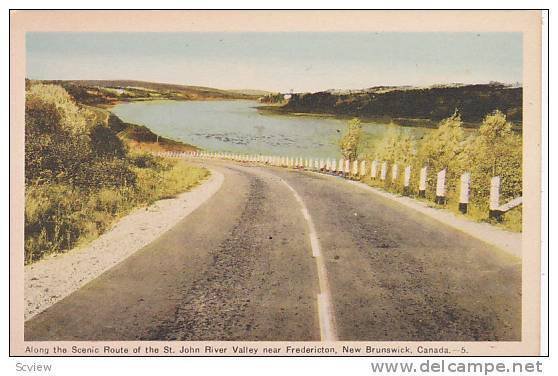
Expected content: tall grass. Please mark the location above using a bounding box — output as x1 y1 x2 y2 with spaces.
24 83 209 264
25 156 208 264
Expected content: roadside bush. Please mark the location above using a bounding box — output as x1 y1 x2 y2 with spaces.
24 84 209 263
82 158 137 189
90 124 127 159
25 90 93 186
356 111 522 230
26 84 93 134
463 111 522 210
24 159 208 263
339 118 362 160
25 184 88 263
128 151 161 169
414 113 465 198
369 129 416 191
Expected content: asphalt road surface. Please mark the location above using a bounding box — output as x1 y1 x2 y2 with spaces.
25 161 521 341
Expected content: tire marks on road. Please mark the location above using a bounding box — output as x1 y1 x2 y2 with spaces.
144 177 269 340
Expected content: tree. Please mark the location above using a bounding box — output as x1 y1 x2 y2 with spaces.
463 111 522 209
339 118 362 160
414 112 465 195
373 128 416 165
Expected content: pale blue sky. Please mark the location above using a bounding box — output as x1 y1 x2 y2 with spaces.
26 32 522 92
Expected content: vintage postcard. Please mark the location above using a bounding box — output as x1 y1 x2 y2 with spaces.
9 10 544 356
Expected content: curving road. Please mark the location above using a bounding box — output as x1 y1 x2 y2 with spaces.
25 161 521 341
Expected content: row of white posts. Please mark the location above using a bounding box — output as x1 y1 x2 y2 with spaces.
156 150 522 221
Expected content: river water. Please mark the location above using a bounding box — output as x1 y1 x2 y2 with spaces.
111 100 431 158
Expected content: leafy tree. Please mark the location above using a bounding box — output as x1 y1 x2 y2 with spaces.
372 128 416 165
414 112 465 195
463 111 522 209
339 118 362 160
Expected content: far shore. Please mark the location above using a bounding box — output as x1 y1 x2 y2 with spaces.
257 104 485 129
98 96 259 108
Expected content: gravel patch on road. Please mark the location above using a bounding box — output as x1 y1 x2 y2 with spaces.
24 170 224 321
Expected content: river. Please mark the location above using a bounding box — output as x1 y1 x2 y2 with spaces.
111 100 432 158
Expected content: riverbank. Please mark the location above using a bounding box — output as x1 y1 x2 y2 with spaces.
109 99 346 158
86 105 201 153
257 104 483 129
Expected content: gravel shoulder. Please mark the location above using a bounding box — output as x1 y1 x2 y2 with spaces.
24 170 223 321
25 164 319 341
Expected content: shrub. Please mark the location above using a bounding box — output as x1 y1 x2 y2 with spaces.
339 118 362 160
25 87 93 185
128 151 161 169
26 84 93 134
355 111 522 230
414 113 465 198
90 124 127 159
24 84 210 263
83 158 137 189
463 111 522 210
25 184 87 262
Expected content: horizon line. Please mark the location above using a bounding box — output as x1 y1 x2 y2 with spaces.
26 77 523 94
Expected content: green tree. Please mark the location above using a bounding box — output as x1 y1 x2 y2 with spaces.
339 118 362 160
463 110 522 209
373 128 416 165
414 112 465 196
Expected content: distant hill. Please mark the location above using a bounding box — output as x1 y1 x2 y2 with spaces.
281 83 522 125
32 79 264 105
230 89 272 97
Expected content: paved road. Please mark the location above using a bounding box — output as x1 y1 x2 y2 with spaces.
25 161 521 341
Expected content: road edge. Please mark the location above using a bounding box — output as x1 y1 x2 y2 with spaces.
304 170 522 259
24 169 225 321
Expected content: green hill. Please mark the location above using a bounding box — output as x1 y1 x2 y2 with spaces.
33 79 263 106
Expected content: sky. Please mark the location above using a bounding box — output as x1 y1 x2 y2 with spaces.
26 32 522 93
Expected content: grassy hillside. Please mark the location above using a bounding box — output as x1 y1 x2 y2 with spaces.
24 83 208 263
82 104 199 153
280 83 522 127
31 79 264 106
